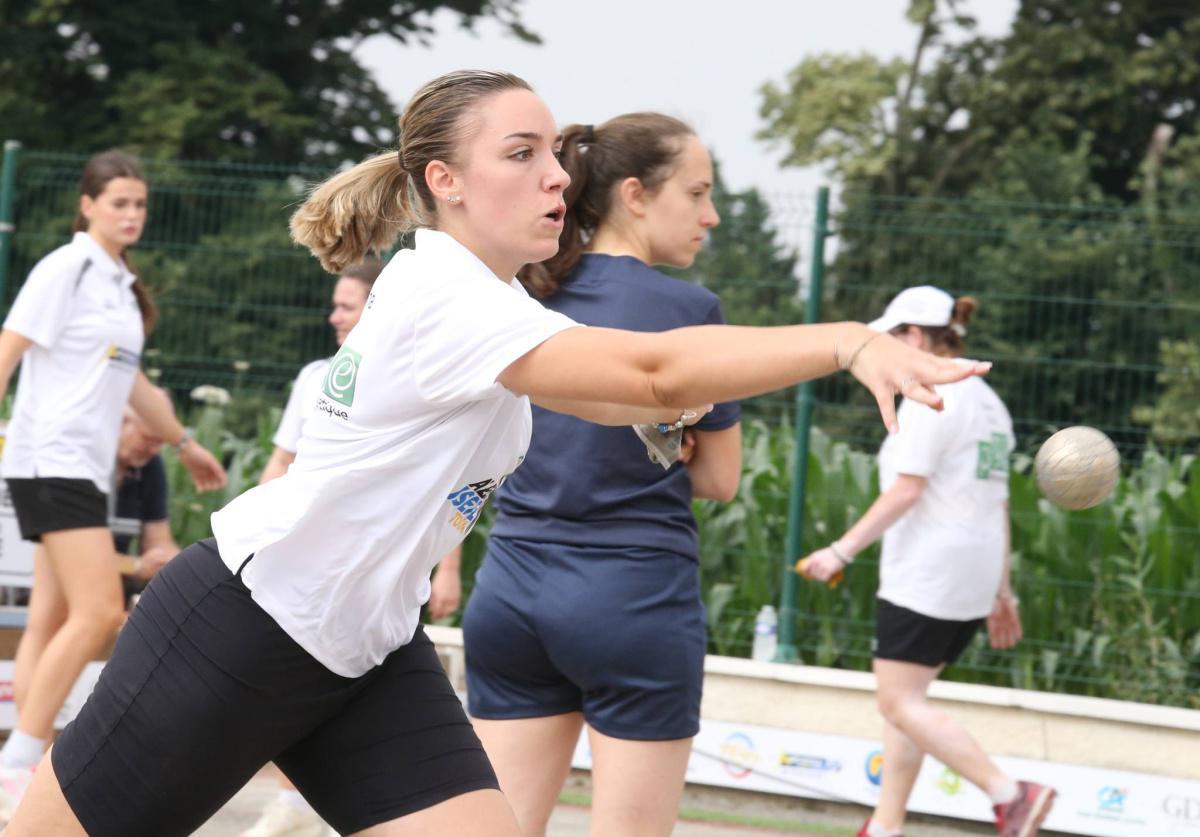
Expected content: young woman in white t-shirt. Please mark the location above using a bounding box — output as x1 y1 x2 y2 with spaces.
248 259 461 837
799 286 1055 837
0 151 226 821
7 73 987 837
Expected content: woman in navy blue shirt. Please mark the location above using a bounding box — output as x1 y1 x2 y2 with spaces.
463 113 742 837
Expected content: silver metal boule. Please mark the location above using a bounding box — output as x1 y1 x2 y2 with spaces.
1034 426 1120 510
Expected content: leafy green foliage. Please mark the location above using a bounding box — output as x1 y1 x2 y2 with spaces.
1133 340 1200 446
678 163 802 329
693 420 1199 706
757 2 1200 454
163 409 1199 706
1 1 535 165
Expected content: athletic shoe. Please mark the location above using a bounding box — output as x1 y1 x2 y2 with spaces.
239 795 327 837
0 764 35 824
994 780 1056 837
856 819 903 837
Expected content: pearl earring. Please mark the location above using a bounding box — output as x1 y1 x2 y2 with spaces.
447 195 461 204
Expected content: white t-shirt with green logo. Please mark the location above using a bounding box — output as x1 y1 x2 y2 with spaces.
877 372 1014 621
2 232 144 493
272 358 330 454
211 229 579 677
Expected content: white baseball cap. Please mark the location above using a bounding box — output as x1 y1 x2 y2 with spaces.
868 285 955 333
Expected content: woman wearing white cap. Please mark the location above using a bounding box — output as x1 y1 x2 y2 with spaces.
800 286 1055 837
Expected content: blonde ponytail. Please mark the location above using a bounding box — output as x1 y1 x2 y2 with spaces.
290 152 413 274
291 70 534 274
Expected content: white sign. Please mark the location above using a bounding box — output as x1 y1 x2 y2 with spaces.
571 717 1200 836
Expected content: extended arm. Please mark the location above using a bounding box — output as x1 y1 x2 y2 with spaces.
798 474 926 581
987 501 1022 649
129 372 227 491
530 396 709 427
499 322 988 434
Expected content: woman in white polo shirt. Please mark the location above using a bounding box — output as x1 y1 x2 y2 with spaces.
7 73 987 837
0 150 225 820
799 286 1055 837
247 258 461 837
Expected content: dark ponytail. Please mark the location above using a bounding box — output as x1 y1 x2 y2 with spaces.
74 150 157 334
519 113 694 298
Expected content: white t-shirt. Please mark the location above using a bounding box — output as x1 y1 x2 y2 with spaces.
272 358 330 453
877 372 1014 621
2 232 145 493
211 229 579 677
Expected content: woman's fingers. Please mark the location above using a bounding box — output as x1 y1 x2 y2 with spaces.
904 382 944 412
872 385 899 433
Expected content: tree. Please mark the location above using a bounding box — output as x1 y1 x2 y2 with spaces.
755 0 1200 450
758 0 1200 202
675 162 801 328
0 1 536 164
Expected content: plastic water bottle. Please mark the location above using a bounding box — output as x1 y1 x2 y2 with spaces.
751 605 778 662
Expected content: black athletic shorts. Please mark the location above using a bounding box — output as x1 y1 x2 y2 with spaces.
873 597 984 668
52 539 498 837
5 477 108 542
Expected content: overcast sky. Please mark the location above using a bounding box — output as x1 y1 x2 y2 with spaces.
356 0 1019 205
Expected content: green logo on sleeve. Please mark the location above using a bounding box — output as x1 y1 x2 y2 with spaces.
323 346 361 407
976 432 1010 479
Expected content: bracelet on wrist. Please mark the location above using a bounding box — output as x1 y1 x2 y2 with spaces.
836 330 883 374
173 430 192 454
828 540 854 565
657 410 697 434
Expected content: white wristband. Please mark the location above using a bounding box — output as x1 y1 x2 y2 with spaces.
829 540 854 565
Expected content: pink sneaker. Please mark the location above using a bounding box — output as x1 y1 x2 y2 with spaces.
994 781 1056 837
0 764 35 824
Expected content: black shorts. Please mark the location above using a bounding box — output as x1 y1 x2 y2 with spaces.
5 477 108 542
873 597 983 668
52 539 498 837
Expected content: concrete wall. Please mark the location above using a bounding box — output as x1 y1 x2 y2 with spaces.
427 625 1200 781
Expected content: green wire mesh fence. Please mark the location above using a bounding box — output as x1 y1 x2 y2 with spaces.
3 147 1197 706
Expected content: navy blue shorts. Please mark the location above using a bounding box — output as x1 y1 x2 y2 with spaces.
463 536 706 741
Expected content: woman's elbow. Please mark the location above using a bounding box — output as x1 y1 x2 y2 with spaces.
694 469 741 503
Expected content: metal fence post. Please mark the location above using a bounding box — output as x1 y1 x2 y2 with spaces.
775 185 829 663
0 141 21 304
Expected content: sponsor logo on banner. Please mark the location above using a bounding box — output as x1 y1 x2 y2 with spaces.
865 750 883 787
1099 786 1127 813
1164 796 1200 827
719 733 757 780
1078 785 1147 827
778 752 841 775
936 768 963 796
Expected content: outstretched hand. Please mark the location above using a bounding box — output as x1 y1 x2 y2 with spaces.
846 329 991 432
180 441 228 492
987 595 1022 649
